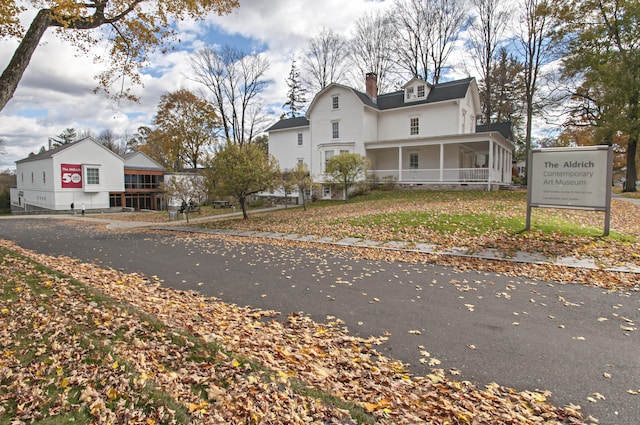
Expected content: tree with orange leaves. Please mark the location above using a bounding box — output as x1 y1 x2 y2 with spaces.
0 0 239 112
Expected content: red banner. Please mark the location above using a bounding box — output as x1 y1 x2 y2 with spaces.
61 164 82 188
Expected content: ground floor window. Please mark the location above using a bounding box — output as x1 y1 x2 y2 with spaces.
323 186 331 199
409 152 419 169
110 192 163 210
109 193 123 207
125 194 153 210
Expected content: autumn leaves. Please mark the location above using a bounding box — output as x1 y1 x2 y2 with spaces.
0 240 586 424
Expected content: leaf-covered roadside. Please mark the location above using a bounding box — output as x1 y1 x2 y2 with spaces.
196 192 640 288
202 193 640 266
0 240 588 424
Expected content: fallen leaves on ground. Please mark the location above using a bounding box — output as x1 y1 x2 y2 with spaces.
0 239 588 424
197 192 640 275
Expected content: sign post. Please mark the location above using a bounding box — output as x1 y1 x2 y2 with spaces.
526 146 613 236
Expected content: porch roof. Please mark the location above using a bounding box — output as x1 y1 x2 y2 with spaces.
363 130 515 151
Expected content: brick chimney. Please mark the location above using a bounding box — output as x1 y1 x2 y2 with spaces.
366 72 378 102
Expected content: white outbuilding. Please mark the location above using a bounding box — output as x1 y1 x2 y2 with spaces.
10 137 125 212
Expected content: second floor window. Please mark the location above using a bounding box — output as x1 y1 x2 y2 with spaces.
410 117 419 135
332 95 339 109
297 133 303 146
332 121 340 139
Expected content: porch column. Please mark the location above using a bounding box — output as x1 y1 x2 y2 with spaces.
487 138 494 190
398 146 403 182
502 147 508 183
439 143 444 181
496 144 504 183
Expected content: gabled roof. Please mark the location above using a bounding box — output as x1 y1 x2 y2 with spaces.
376 78 475 110
122 151 165 171
266 116 310 132
16 140 77 163
476 121 514 140
267 77 478 132
16 136 124 164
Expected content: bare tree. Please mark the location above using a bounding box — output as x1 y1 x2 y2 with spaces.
392 0 432 82
300 28 350 93
191 46 271 146
349 11 397 93
516 0 562 179
429 0 469 84
392 0 467 84
467 0 510 126
97 129 126 155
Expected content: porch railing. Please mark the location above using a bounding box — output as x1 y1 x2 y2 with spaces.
369 168 492 183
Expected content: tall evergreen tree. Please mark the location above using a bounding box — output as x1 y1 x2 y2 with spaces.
283 59 307 118
51 128 77 147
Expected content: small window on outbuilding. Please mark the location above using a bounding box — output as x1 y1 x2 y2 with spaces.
86 167 100 185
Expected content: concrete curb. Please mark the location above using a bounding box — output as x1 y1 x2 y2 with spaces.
4 201 639 273
153 225 640 274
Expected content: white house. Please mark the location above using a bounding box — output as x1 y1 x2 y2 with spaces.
11 137 125 212
267 73 515 198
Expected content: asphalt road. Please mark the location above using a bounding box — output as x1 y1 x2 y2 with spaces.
1 217 639 424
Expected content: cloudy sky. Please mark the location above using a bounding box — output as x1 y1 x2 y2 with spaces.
0 0 480 170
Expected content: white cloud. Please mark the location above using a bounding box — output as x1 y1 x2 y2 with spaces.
2 0 483 171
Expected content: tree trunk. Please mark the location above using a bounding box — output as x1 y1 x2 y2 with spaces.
0 9 53 112
624 136 637 192
523 100 534 186
239 196 249 219
343 181 348 203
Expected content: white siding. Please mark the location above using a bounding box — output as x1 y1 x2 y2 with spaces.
13 138 124 211
309 87 367 179
268 127 311 172
378 102 460 141
124 152 164 170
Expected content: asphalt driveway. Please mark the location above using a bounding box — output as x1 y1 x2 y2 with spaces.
1 217 638 424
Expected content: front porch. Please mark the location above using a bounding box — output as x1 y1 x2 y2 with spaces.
365 132 514 190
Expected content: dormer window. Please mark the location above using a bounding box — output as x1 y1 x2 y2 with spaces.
405 86 415 99
404 79 430 102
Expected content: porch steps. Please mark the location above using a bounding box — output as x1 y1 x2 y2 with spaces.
498 184 520 190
